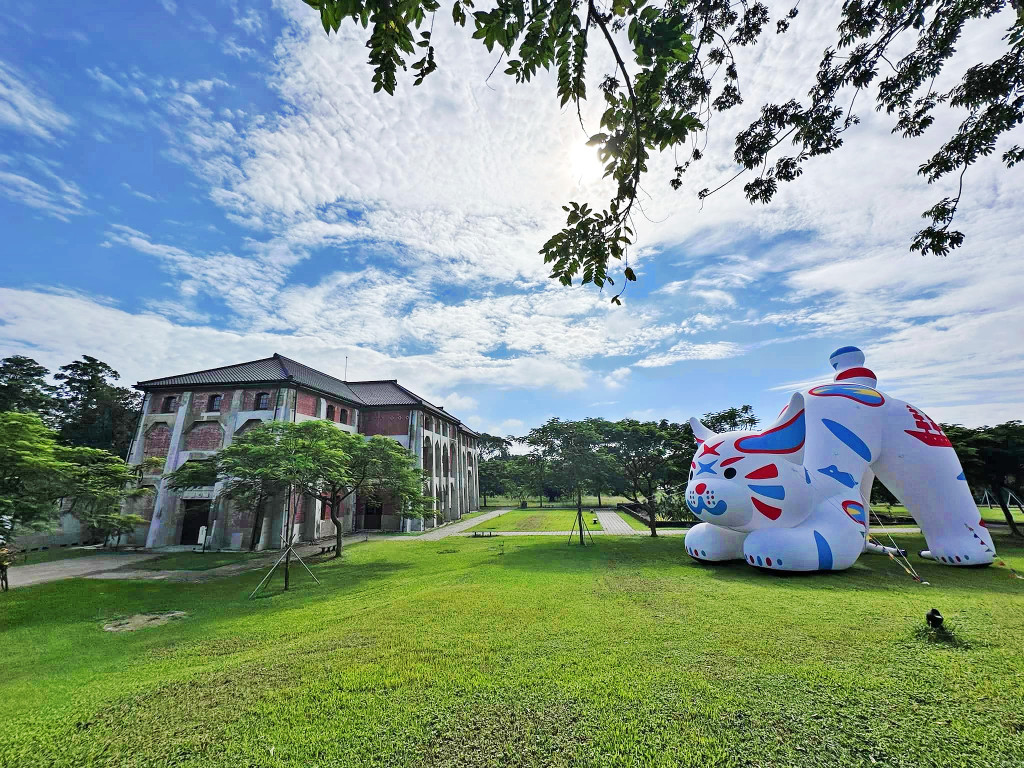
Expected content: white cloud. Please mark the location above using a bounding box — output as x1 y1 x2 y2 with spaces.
235 9 264 39
159 0 177 14
435 392 478 412
0 164 85 220
604 366 631 390
0 60 72 140
222 38 256 60
635 341 746 368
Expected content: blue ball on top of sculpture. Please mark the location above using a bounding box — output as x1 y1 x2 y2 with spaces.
683 346 996 572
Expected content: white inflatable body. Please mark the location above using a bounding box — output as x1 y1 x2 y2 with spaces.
683 346 997 571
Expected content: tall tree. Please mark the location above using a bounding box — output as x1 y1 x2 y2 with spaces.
522 418 602 543
479 456 508 507
944 421 1024 537
169 420 429 587
700 405 759 434
0 356 57 419
167 427 289 552
54 356 142 458
300 0 1021 295
0 412 156 591
604 418 691 536
478 433 513 460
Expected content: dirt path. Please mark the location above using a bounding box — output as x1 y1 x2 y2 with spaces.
6 553 161 589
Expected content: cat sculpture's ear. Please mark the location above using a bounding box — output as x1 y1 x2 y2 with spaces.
689 417 716 445
734 392 806 464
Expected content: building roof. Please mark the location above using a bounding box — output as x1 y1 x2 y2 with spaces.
136 354 479 436
345 380 419 407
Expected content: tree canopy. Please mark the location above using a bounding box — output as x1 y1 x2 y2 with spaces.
300 0 1023 299
0 412 155 582
168 420 430 572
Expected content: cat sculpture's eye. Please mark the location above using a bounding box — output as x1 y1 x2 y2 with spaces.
723 467 737 479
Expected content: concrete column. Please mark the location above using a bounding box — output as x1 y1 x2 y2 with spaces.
145 391 192 548
128 394 151 465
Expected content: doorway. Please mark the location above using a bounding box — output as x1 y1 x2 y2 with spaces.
180 500 211 545
363 502 383 530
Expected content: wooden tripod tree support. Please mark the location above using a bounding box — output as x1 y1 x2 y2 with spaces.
248 536 321 599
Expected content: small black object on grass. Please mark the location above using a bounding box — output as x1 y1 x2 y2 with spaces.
926 608 944 629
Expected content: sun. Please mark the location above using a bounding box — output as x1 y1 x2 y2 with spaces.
568 140 602 185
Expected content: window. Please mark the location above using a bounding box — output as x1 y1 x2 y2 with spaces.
207 394 222 412
255 392 270 410
161 396 177 413
339 408 348 424
326 404 335 421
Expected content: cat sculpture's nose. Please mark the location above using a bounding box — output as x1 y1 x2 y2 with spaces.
695 483 707 494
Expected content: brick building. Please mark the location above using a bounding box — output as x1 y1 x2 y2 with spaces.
127 354 480 550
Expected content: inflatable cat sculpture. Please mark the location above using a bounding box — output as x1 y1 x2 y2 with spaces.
684 346 996 571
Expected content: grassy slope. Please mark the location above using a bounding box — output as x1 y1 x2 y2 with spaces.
468 508 605 532
617 510 652 531
2 535 1024 768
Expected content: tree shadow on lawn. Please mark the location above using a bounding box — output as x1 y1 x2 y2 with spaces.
485 533 1024 596
0 558 414 634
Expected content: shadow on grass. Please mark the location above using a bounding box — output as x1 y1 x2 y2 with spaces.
248 558 412 600
912 622 972 649
483 531 1024 595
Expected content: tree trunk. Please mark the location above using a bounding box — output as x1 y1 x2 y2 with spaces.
597 489 602 507
994 485 1023 537
329 492 346 559
1 564 8 592
646 501 658 537
283 492 295 591
249 491 265 551
577 490 584 546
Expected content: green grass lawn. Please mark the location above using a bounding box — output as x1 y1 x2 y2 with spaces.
482 495 631 509
2 533 1024 767
617 510 653 531
875 504 1024 524
467 507 605 532
130 551 269 571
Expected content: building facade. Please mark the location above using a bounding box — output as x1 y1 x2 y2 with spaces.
127 354 480 550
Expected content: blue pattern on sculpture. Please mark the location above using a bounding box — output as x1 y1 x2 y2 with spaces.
813 531 833 570
735 410 805 454
696 460 718 477
821 419 872 462
817 464 857 488
748 484 785 500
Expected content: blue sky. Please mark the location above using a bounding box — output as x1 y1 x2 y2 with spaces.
1 0 1022 436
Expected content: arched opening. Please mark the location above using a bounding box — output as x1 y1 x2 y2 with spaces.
207 394 222 412
255 392 270 410
326 404 335 421
161 395 177 413
423 441 434 476
339 408 348 424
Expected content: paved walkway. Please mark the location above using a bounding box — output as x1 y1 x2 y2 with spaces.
417 508 511 540
597 510 640 534
6 553 161 589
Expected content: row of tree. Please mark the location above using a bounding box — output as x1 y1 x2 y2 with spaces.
478 407 760 539
0 355 141 458
479 409 1024 538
